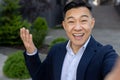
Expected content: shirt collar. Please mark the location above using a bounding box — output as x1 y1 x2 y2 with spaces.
66 36 91 53
83 36 91 49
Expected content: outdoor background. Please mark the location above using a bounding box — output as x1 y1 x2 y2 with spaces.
0 0 120 80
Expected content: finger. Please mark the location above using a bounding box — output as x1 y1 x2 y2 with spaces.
25 29 29 43
20 28 22 39
20 27 29 47
29 34 33 43
26 29 30 47
20 27 25 41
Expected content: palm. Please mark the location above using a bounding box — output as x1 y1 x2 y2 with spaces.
20 27 36 54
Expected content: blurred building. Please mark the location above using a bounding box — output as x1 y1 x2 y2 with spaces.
20 0 111 28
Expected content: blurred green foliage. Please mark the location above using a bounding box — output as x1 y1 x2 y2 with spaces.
31 17 48 48
3 51 30 79
0 0 31 45
49 37 67 49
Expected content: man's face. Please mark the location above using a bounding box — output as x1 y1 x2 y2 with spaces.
63 7 95 48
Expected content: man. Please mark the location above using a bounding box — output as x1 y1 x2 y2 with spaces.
20 0 118 80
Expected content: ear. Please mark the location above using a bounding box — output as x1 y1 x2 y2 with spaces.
91 18 95 29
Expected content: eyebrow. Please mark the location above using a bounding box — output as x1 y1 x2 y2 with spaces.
66 15 89 20
66 16 74 20
80 15 89 18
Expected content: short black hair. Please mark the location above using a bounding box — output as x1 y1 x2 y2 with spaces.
63 0 92 15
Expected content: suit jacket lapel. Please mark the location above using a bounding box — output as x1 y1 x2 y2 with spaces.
54 42 67 80
77 36 98 80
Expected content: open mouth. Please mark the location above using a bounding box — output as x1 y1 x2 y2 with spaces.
73 33 84 40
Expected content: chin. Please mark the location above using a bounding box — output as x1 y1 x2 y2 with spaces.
72 41 84 47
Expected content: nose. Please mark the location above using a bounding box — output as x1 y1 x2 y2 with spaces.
74 23 82 31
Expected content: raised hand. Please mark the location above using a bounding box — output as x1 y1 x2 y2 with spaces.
20 27 36 54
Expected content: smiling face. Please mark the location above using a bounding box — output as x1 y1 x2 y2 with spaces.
62 7 95 52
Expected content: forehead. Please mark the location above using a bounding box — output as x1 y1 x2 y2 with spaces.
65 7 92 19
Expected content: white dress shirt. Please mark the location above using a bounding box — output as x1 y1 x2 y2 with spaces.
27 36 90 80
61 37 90 80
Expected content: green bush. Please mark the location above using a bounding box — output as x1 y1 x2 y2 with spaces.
31 17 48 48
49 37 67 49
0 0 31 45
3 51 30 79
0 20 31 45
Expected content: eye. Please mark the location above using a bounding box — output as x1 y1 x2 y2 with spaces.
68 21 74 23
81 20 87 22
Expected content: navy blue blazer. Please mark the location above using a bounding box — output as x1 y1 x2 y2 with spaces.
24 36 118 80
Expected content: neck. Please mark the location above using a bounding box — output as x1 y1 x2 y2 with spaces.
71 43 82 54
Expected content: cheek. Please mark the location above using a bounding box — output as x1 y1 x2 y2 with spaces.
82 24 93 34
65 25 73 33
86 27 92 33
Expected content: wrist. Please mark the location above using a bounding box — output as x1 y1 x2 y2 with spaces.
26 49 37 56
27 47 37 54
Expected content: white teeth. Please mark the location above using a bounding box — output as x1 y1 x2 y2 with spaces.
73 33 83 36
